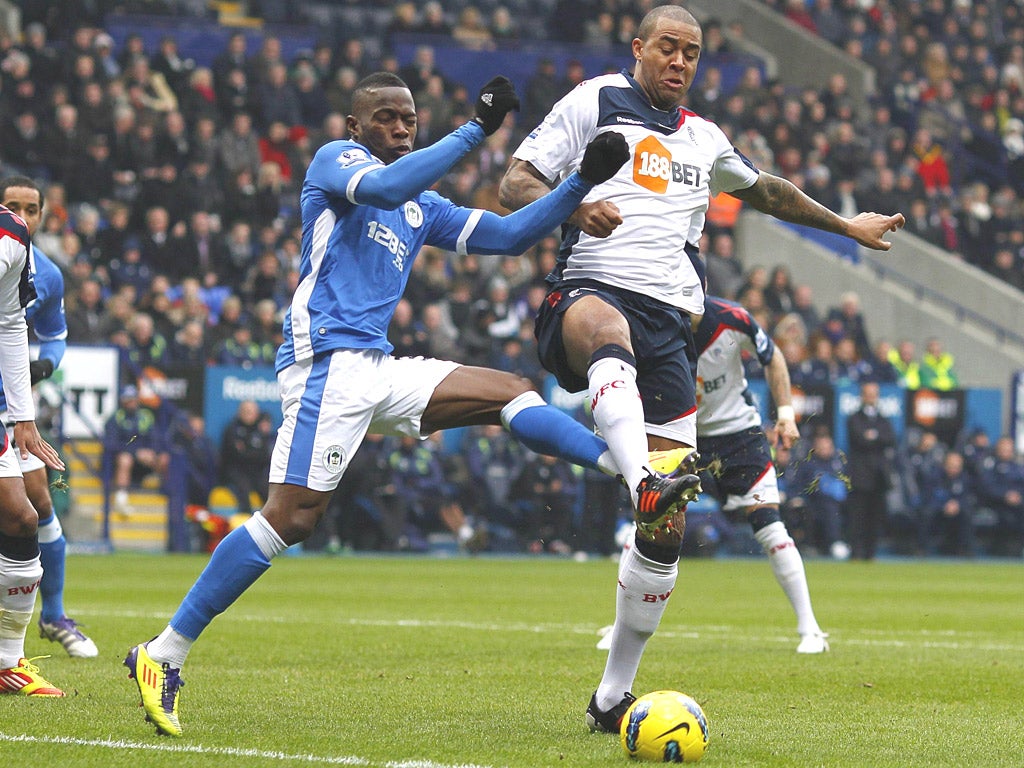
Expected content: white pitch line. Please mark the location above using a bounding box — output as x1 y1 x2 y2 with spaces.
0 734 495 768
71 609 1024 652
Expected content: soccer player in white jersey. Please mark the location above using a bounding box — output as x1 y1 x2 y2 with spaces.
123 72 642 737
500 4 904 732
1 177 98 659
0 201 66 697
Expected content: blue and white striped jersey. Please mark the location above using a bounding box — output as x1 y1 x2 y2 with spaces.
277 140 480 371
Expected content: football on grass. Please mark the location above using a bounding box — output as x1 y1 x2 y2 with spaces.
620 690 709 763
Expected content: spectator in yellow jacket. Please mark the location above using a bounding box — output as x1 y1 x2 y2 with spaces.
888 339 921 389
920 337 959 391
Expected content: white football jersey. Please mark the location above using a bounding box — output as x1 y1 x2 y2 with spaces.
513 71 760 313
694 296 775 436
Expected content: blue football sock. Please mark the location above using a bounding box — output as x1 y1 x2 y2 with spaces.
169 524 272 640
37 514 66 623
503 394 607 471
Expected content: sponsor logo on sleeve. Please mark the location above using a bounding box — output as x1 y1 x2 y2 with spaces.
336 148 370 168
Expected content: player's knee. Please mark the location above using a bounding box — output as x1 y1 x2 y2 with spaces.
269 512 316 544
589 343 636 369
27 491 53 518
747 505 782 532
261 499 324 545
0 501 39 538
502 372 536 399
749 510 794 555
470 369 536 413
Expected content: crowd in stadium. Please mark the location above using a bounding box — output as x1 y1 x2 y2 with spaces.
0 0 1022 558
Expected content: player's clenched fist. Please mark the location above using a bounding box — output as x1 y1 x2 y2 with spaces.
472 75 520 136
579 131 630 185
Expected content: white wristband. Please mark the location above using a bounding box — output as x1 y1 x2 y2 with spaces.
776 405 795 422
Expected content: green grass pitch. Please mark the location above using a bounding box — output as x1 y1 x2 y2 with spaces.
1 553 1021 767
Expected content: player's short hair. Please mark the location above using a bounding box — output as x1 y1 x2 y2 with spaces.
353 72 409 98
637 4 700 41
0 175 44 209
351 72 411 116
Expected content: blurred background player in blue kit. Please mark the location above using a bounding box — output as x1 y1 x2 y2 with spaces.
125 71 637 736
0 176 97 659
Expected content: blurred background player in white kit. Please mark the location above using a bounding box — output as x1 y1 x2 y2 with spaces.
598 293 827 654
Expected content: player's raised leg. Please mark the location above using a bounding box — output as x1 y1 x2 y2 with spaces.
419 364 620 475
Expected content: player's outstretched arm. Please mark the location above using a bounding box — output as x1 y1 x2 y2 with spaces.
466 132 630 255
732 171 905 251
352 76 521 210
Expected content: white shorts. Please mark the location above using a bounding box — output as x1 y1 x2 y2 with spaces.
0 438 25 479
721 464 780 512
268 349 460 492
645 412 697 450
1 420 39 476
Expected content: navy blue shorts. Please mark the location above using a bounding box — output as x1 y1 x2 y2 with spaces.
535 279 697 427
698 426 775 502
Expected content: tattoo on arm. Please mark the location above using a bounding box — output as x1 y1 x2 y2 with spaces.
499 159 555 212
733 172 848 237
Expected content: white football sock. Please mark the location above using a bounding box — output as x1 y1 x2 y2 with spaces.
754 521 821 636
588 356 649 507
596 532 677 711
0 554 42 667
148 625 193 668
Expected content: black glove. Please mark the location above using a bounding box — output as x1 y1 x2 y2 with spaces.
30 358 54 384
472 75 520 136
579 131 630 185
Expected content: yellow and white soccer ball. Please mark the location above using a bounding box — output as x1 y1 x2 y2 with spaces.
620 690 710 763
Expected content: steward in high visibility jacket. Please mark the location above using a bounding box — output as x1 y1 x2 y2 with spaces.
920 339 958 391
888 344 921 389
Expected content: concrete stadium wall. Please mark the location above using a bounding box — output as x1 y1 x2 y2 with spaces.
734 212 1024 423
859 238 1024 345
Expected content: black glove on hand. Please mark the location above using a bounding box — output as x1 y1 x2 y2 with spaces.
29 358 54 384
472 75 520 136
579 131 630 185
